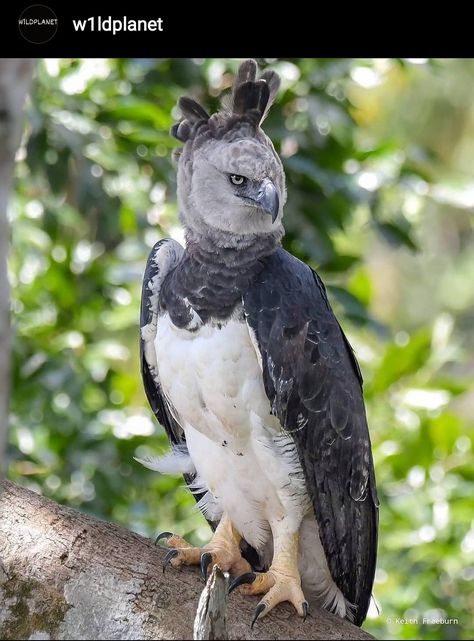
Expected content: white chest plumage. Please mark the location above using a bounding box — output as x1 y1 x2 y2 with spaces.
154 313 274 443
153 311 308 551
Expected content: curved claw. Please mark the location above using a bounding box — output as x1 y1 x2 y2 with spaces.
162 548 179 574
200 552 213 582
251 602 266 629
155 531 174 546
228 572 257 595
302 600 309 622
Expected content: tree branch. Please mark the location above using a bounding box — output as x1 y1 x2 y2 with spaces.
0 480 374 640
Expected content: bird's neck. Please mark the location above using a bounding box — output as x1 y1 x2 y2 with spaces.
160 230 281 327
184 228 281 269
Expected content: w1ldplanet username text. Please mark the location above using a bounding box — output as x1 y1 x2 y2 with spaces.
72 16 164 35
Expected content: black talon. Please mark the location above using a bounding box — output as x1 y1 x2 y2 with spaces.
251 603 266 629
228 572 256 594
200 552 213 582
302 601 309 622
162 548 179 574
155 531 174 546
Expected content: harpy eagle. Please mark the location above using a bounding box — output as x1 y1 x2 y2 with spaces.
139 60 378 627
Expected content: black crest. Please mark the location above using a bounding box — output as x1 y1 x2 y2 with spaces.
231 59 280 125
170 59 281 143
170 96 210 143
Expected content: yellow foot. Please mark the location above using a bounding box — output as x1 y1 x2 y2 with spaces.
155 530 251 580
229 569 308 626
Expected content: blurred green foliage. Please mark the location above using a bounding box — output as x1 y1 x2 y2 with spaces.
7 59 474 640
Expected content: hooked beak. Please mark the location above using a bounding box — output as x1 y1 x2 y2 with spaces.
238 178 280 223
255 178 280 223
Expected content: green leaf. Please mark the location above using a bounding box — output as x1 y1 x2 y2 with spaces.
371 330 432 393
103 97 170 128
376 221 419 251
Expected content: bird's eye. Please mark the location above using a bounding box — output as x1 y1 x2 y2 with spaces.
229 174 246 186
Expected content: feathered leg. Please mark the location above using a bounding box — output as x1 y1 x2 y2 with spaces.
229 523 308 626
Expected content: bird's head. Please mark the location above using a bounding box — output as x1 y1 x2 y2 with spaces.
171 60 286 248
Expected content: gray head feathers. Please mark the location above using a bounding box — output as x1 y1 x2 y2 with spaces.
171 59 281 144
172 59 286 249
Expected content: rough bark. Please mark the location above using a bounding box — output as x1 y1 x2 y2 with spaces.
0 480 375 640
0 59 35 476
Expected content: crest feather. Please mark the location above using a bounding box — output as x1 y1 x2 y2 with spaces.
233 79 270 122
230 60 280 125
171 59 281 143
170 97 209 142
178 97 210 122
233 59 258 92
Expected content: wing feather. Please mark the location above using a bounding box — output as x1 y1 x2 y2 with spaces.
139 239 202 495
244 247 378 626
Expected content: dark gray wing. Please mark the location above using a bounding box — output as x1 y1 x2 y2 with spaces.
139 240 199 495
243 248 379 626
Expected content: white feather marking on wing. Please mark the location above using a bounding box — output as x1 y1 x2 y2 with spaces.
142 322 159 372
299 514 349 619
142 239 184 374
244 316 263 372
195 492 222 522
187 475 210 496
182 297 203 331
188 476 222 521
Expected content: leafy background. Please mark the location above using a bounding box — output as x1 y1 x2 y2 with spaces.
7 58 474 640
